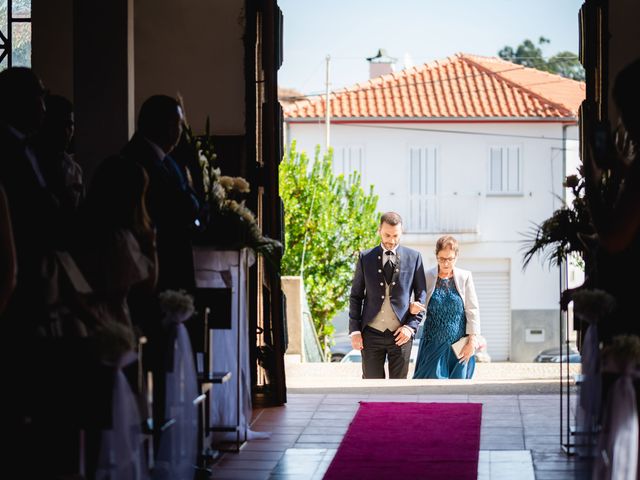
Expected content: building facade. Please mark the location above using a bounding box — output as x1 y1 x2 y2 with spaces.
284 54 585 361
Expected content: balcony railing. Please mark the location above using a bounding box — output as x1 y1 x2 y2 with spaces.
406 194 481 234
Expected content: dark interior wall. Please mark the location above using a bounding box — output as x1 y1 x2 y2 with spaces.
31 0 73 101
32 0 134 182
134 0 246 136
32 0 248 181
607 0 640 123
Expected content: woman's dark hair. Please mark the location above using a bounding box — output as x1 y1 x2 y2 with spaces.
83 155 151 236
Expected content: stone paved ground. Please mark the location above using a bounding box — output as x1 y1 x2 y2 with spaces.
209 362 591 479
284 360 582 395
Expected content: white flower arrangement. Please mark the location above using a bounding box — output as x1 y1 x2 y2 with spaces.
572 288 617 324
602 334 640 373
158 289 195 324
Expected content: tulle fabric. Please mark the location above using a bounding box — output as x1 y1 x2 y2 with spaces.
593 368 639 480
575 324 601 457
96 351 149 480
152 324 198 480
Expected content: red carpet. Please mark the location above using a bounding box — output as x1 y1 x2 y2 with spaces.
323 402 482 480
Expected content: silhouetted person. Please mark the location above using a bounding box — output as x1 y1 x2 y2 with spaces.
0 66 65 478
73 155 158 362
585 57 640 338
122 95 200 293
122 96 200 453
34 94 84 215
0 67 61 334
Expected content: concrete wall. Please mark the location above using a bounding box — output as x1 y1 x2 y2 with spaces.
511 309 560 362
281 276 303 358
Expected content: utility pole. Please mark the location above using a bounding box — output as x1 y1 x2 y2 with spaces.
325 54 331 151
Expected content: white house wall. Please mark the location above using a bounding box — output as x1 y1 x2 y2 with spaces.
287 120 576 360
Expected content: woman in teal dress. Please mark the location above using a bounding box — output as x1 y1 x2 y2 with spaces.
411 235 481 379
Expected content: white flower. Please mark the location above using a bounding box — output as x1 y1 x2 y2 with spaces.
572 288 616 324
158 289 195 316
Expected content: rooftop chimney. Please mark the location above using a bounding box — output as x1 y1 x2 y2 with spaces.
366 48 397 78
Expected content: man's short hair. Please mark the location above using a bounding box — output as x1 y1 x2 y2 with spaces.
380 211 402 226
137 95 181 132
0 67 44 115
44 94 73 122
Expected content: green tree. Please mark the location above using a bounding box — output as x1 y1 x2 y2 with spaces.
498 37 585 81
280 142 379 350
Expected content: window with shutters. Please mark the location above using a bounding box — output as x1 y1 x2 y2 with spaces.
488 146 522 195
407 146 438 232
333 145 364 180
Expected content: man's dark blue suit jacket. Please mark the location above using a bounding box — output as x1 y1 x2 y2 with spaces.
349 244 427 335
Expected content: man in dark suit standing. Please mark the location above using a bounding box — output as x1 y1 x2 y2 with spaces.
122 95 200 292
349 212 426 379
122 96 201 452
0 67 59 336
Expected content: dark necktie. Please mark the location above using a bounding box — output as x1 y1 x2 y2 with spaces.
383 251 395 284
163 154 187 188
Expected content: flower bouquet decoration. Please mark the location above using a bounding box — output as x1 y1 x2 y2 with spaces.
158 289 195 326
182 117 282 269
593 334 640 480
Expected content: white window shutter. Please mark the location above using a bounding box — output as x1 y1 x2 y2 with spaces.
489 146 521 194
506 146 520 193
408 146 437 232
490 147 503 192
334 146 364 179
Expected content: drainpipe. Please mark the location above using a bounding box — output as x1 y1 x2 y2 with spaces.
562 123 569 205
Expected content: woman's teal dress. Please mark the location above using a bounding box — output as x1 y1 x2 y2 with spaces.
413 277 475 379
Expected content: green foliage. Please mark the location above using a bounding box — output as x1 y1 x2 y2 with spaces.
280 142 379 347
498 37 585 81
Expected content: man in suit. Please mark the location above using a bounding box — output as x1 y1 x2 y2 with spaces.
122 95 201 292
349 212 427 379
122 95 201 452
0 67 60 335
0 66 72 477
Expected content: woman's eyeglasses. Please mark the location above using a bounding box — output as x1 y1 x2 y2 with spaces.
436 256 456 264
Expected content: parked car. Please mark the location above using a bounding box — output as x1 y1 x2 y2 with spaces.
340 349 363 363
533 346 580 363
329 333 353 362
340 337 421 364
549 353 582 363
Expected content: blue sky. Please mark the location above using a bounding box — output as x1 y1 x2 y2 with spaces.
279 0 584 95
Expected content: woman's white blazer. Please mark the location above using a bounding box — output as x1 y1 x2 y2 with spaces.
424 266 480 335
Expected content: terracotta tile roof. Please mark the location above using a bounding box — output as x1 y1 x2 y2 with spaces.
283 53 585 121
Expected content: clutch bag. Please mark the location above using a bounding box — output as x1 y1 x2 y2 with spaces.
451 337 469 358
